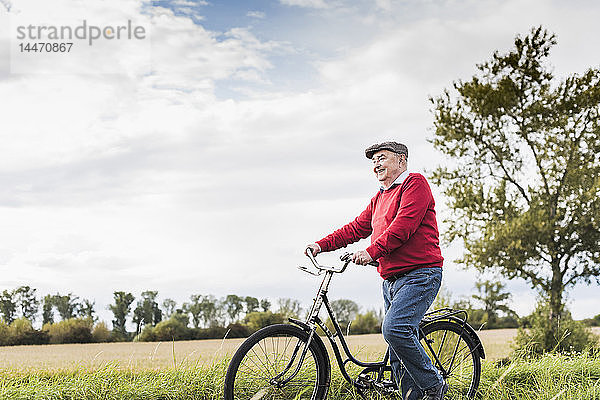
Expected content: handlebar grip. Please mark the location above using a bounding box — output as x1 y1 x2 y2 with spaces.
340 252 379 267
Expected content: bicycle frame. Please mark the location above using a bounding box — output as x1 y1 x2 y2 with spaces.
290 253 388 389
281 252 484 393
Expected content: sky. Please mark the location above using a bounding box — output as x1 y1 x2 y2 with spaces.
0 0 599 328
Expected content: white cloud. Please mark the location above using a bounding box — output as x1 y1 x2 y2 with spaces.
172 0 208 6
247 10 266 19
375 0 392 12
1 0 599 326
279 0 330 9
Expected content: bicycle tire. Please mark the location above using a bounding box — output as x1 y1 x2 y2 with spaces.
420 320 481 399
224 324 330 400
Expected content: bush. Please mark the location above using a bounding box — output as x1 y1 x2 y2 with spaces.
514 300 598 355
92 321 111 343
109 330 130 342
226 323 251 338
581 314 600 327
243 311 285 332
191 326 229 340
351 311 381 334
133 325 156 342
0 320 9 346
153 318 191 341
5 318 49 345
43 318 94 344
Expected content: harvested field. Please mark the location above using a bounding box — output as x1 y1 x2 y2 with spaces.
0 328 523 371
1 327 598 372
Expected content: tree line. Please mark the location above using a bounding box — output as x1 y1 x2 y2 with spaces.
2 275 598 347
0 285 391 346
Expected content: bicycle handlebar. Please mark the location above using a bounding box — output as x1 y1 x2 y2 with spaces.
299 249 379 275
339 252 379 268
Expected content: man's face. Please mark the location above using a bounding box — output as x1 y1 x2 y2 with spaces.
372 150 405 185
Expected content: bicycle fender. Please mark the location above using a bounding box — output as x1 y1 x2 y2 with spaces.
447 316 486 359
288 318 331 363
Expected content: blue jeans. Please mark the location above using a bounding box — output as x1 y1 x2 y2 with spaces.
382 267 443 400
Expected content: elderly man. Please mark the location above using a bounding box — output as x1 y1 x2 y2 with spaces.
305 142 447 400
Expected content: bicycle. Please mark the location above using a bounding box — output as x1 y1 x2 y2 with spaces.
224 251 485 399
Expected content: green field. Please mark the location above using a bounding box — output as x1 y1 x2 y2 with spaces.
0 329 599 399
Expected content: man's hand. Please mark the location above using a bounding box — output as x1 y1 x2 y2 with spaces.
305 244 321 257
352 250 373 266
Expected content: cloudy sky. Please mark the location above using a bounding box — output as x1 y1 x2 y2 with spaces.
1 0 599 327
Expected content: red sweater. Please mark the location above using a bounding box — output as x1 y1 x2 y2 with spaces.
316 173 443 279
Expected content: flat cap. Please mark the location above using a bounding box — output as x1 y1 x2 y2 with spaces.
365 141 408 159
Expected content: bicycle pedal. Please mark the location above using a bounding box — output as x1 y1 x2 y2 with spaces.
355 374 374 389
373 380 398 394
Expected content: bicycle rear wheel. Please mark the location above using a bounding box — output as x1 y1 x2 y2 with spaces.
224 324 330 400
420 320 481 399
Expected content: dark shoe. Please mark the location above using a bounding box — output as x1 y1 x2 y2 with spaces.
422 380 448 400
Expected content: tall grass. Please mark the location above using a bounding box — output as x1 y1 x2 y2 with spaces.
478 351 600 400
1 352 598 399
0 360 227 400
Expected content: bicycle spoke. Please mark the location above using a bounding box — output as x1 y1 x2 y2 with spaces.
250 348 274 377
231 330 320 400
420 321 481 399
240 353 270 379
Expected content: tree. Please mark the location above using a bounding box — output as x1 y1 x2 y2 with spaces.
472 279 514 327
430 26 600 330
199 295 221 328
162 298 177 318
183 295 203 328
14 286 39 322
260 298 271 312
132 305 145 335
132 291 161 334
330 299 360 329
53 293 79 320
78 299 96 321
224 294 244 323
0 289 16 324
42 294 54 325
108 291 134 336
244 296 259 314
276 298 302 319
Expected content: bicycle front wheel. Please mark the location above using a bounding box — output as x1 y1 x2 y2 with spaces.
420 320 481 399
224 324 330 400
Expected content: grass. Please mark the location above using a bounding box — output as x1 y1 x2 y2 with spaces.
0 361 227 399
0 330 599 399
1 352 599 399
478 351 600 400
